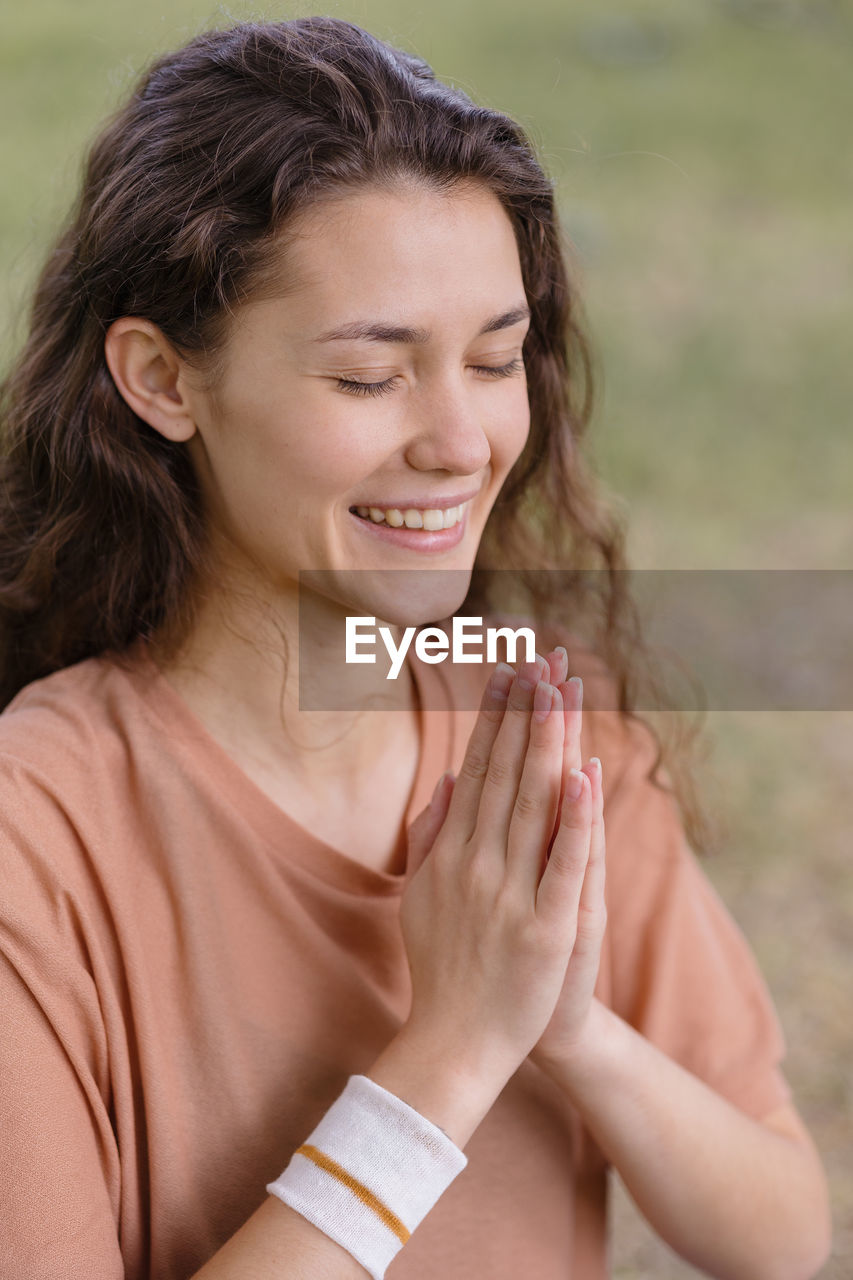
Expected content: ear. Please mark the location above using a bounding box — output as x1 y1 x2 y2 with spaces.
104 317 197 443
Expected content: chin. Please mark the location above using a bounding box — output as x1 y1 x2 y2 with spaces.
367 570 474 629
296 564 473 632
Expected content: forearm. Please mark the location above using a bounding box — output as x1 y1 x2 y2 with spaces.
190 1027 507 1279
189 1196 371 1280
535 999 830 1280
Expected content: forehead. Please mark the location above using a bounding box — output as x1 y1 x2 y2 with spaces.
262 180 526 330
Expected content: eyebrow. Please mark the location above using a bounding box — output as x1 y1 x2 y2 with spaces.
312 304 532 345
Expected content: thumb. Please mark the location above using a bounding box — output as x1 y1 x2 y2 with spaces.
406 771 455 877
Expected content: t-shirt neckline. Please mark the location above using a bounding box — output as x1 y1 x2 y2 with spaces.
119 640 455 896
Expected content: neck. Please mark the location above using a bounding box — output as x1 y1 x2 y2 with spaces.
148 572 418 782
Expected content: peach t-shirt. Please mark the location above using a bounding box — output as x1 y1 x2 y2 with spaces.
0 639 791 1278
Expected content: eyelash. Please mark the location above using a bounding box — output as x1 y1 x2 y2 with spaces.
336 357 525 398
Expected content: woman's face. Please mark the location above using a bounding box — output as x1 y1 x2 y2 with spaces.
183 179 532 626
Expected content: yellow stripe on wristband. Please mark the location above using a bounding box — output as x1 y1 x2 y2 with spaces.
295 1143 411 1244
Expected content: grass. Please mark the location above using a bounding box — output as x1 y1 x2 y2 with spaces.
1 1 851 1272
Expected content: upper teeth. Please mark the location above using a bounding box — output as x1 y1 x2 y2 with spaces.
354 503 468 531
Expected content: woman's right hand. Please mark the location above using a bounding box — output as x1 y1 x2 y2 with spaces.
398 659 594 1091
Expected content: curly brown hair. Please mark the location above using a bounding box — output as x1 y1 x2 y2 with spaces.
0 16 715 854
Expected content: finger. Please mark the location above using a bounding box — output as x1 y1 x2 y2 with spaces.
506 683 565 892
444 663 514 839
535 766 592 931
546 646 569 687
572 757 607 958
557 676 584 773
550 675 584 844
445 665 513 834
471 660 545 848
405 771 456 877
523 651 549 683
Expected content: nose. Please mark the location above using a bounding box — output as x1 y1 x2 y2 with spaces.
403 374 493 477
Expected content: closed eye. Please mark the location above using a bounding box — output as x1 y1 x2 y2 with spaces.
336 357 525 398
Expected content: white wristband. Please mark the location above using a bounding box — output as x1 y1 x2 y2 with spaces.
266 1073 468 1279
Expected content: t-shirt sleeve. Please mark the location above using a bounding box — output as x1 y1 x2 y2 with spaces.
0 758 125 1278
598 715 793 1123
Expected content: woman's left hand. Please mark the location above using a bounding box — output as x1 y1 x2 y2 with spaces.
525 647 607 1068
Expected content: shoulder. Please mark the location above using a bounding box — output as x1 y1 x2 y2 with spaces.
0 648 159 899
0 646 153 785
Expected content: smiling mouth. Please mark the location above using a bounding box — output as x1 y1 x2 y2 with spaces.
348 501 470 531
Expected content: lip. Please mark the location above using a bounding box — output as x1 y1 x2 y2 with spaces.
347 488 480 513
350 503 470 553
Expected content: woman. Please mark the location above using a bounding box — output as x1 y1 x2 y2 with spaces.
0 16 831 1279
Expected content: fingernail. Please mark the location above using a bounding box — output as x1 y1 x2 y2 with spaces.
566 675 583 708
565 768 584 800
489 663 514 701
533 681 554 722
517 661 540 691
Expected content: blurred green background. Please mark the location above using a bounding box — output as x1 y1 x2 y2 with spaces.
1 1 851 1273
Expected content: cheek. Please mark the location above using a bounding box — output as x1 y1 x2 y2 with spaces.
206 400 370 521
280 431 385 514
493 383 532 470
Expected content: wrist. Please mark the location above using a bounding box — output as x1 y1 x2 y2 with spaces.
529 998 619 1090
267 1073 468 1279
367 1023 516 1148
